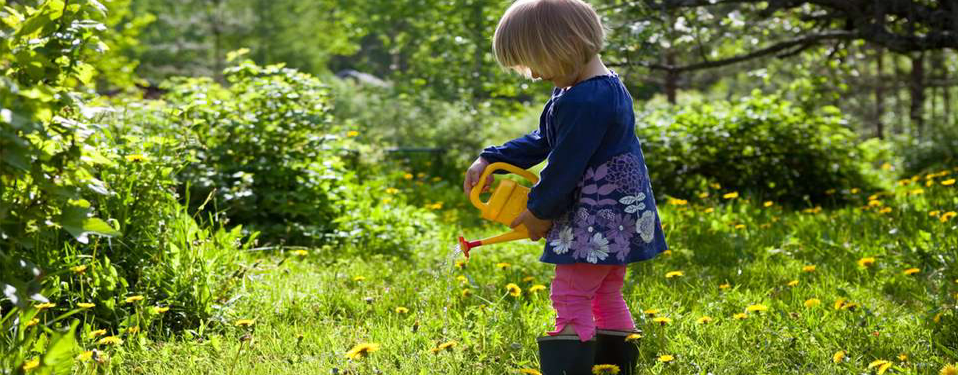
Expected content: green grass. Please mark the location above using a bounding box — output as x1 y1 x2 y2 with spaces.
86 174 958 374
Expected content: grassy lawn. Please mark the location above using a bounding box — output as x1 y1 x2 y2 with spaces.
106 173 958 375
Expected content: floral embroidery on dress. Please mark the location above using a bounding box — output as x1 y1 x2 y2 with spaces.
545 152 659 263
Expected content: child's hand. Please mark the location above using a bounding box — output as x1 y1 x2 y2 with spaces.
463 157 494 196
510 210 553 241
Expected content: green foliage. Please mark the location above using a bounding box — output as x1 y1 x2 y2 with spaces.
894 120 958 176
637 90 882 206
161 56 345 246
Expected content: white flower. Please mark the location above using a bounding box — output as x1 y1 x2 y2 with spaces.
637 211 655 243
586 233 610 263
550 227 574 255
620 192 647 213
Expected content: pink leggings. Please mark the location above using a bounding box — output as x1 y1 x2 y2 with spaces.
548 263 636 342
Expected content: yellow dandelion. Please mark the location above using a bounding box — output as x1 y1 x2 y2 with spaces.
909 188 924 195
927 180 935 187
97 336 123 346
22 358 39 371
456 275 468 284
704 207 715 213
522 276 535 283
345 343 380 360
661 249 672 256
942 211 957 222
652 317 671 325
235 319 255 327
880 163 892 170
76 351 93 361
506 283 522 297
733 313 748 320
834 298 848 310
89 329 107 338
529 284 547 293
395 306 409 314
869 360 892 374
696 316 713 324
723 192 739 200
517 369 543 375
658 354 674 363
127 326 140 334
643 309 659 317
461 289 472 297
903 268 920 275
833 350 845 363
125 154 147 163
25 318 39 327
746 304 769 313
840 301 859 311
496 262 512 270
930 210 941 217
878 207 892 214
851 188 861 194
933 312 942 323
291 249 308 257
787 280 799 287
858 257 876 267
764 201 774 208
454 260 466 269
719 283 731 290
804 298 821 308
35 302 56 310
430 341 457 354
77 302 95 309
665 271 684 278
346 130 359 137
624 333 642 342
72 265 88 274
427 202 443 210
353 276 366 282
710 182 722 189
698 192 710 199
668 198 688 206
403 173 414 180
868 200 883 207
940 364 957 375
385 187 399 194
867 194 880 201
897 353 907 362
591 364 620 374
734 224 746 230
802 265 816 273
942 179 956 186
153 306 170 313
124 295 144 304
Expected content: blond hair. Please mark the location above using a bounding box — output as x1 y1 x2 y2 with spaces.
493 0 605 79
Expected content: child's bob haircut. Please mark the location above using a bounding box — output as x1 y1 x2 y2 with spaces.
493 0 605 80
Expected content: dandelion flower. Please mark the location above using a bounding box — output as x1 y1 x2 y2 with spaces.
942 179 956 186
72 265 88 274
346 130 359 137
625 333 642 342
291 249 308 257
723 192 739 200
734 224 746 230
804 298 821 308
76 351 93 361
124 295 144 304
22 358 39 371
529 284 547 293
97 336 123 346
764 201 774 207
903 268 920 275
235 319 255 327
454 260 466 269
153 306 170 314
403 173 414 180
35 302 56 310
127 326 139 334
826 188 837 195
746 304 768 313
719 283 731 290
345 343 380 360
833 298 847 310
517 369 543 375
869 360 892 374
643 309 659 317
704 207 715 213
592 364 620 374
506 283 522 297
897 353 907 362
662 250 672 256
77 302 95 309
461 289 472 298
851 188 861 194
385 187 399 195
652 317 671 325
353 276 366 282
857 257 876 267
802 265 816 272
25 318 39 327
787 280 799 287
456 275 468 284
696 316 713 324
665 271 683 278
522 276 535 283
395 306 409 314
941 364 957 375
496 262 512 270
668 198 688 206
868 200 883 207
430 341 456 354
933 312 942 323
840 302 859 311
698 192 709 199
733 313 748 320
125 154 147 163
89 329 107 338
942 211 957 222
930 210 941 217
658 354 674 363
833 350 845 363
878 207 892 214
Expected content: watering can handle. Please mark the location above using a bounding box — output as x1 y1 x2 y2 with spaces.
469 162 540 210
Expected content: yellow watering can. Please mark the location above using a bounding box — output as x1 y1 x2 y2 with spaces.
458 162 540 258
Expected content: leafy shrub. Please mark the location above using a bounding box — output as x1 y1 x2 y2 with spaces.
637 91 881 206
162 56 348 246
893 120 958 176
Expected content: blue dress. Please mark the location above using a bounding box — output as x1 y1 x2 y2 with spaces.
480 73 668 265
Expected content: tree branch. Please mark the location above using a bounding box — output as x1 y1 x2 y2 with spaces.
608 31 855 72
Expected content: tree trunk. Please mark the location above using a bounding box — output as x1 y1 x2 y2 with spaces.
910 52 925 138
665 52 678 104
895 55 906 134
874 44 884 139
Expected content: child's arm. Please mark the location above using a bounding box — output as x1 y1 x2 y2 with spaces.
478 129 550 170
526 99 611 220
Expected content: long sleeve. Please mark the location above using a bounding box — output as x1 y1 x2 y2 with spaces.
479 129 551 170
527 98 611 220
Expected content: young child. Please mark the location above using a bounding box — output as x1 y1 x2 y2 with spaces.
462 0 668 374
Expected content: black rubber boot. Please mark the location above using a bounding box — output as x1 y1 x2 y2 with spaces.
537 335 597 375
594 329 641 375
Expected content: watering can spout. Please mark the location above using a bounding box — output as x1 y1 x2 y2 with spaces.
459 163 540 258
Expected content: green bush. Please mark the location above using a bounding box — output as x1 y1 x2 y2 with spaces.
637 91 882 206
162 56 348 247
893 120 958 176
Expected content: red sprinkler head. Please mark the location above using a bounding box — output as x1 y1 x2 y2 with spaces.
458 236 482 258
